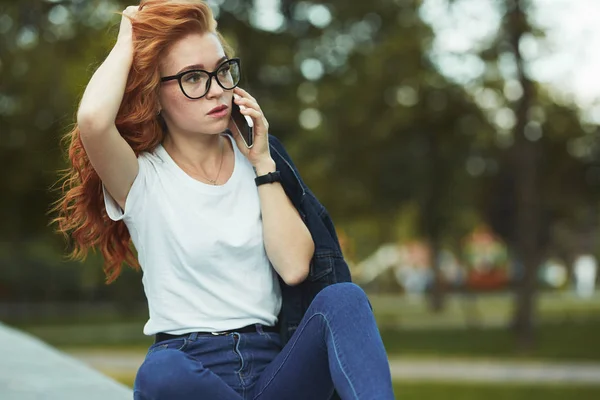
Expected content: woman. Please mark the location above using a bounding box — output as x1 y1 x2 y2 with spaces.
54 1 394 399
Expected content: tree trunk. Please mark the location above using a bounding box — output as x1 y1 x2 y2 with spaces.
427 128 444 312
506 0 540 351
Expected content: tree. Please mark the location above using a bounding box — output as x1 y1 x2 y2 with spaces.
504 0 539 348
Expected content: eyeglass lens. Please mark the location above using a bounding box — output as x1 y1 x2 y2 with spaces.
180 60 240 99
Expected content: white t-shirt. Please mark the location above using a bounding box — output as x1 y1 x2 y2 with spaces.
102 133 282 335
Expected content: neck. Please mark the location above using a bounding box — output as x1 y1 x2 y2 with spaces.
162 132 226 172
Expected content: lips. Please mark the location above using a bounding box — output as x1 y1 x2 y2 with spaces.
208 105 228 115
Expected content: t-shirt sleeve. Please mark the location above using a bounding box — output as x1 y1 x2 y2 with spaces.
103 155 151 222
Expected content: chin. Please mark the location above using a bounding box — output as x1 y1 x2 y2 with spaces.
203 120 230 135
213 120 230 134
181 118 228 136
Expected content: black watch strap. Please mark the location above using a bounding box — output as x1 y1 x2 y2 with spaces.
255 171 281 186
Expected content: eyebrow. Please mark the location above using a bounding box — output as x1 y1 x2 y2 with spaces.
175 56 228 75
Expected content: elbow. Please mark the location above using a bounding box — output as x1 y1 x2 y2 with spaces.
284 239 314 286
282 262 310 287
77 109 113 136
278 232 315 286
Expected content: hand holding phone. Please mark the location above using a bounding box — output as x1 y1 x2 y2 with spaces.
231 97 254 148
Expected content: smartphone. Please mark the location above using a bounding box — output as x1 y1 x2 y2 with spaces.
231 99 254 148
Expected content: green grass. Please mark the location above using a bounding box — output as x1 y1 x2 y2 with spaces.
35 318 600 362
19 321 153 349
10 292 600 361
370 291 600 329
106 371 135 388
380 318 600 361
392 382 600 399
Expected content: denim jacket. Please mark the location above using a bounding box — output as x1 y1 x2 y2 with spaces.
268 135 352 400
268 135 352 341
269 135 351 345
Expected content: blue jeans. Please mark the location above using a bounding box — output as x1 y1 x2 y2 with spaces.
133 283 394 399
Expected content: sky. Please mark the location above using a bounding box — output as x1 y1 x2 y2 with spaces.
530 0 600 113
420 0 600 124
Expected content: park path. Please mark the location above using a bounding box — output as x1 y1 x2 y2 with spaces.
0 323 131 400
388 358 600 384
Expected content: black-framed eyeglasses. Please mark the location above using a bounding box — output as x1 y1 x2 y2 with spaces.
160 58 241 100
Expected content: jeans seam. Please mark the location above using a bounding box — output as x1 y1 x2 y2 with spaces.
252 312 321 399
319 312 359 400
252 311 358 400
230 334 242 374
234 334 244 374
177 338 188 352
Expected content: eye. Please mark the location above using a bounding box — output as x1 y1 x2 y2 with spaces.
184 72 204 83
218 65 231 76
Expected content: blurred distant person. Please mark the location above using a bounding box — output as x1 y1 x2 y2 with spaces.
52 1 393 399
353 242 401 286
463 225 509 291
439 249 466 289
538 257 568 290
573 254 598 298
393 240 433 299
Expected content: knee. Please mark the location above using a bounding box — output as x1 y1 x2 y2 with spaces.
134 349 189 398
314 282 371 313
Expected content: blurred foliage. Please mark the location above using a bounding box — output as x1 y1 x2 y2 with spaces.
0 0 598 317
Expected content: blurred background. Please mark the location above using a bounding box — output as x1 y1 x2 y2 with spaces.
1 0 600 398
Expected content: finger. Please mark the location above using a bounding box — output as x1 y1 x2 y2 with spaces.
240 108 268 132
123 5 138 16
234 97 261 113
233 87 257 104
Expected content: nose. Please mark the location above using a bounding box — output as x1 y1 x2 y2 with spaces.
205 75 224 99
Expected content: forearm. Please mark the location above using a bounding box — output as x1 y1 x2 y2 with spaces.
255 159 314 286
77 36 133 131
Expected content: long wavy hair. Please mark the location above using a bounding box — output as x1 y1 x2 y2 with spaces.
52 0 232 283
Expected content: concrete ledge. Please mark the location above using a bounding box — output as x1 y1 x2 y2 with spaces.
0 322 132 400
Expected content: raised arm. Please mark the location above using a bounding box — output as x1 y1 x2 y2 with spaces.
77 6 139 210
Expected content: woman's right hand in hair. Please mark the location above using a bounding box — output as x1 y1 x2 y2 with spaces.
118 6 139 41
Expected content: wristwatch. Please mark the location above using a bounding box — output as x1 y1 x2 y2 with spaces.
255 171 281 186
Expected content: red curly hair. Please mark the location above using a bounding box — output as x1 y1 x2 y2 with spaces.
52 0 232 283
